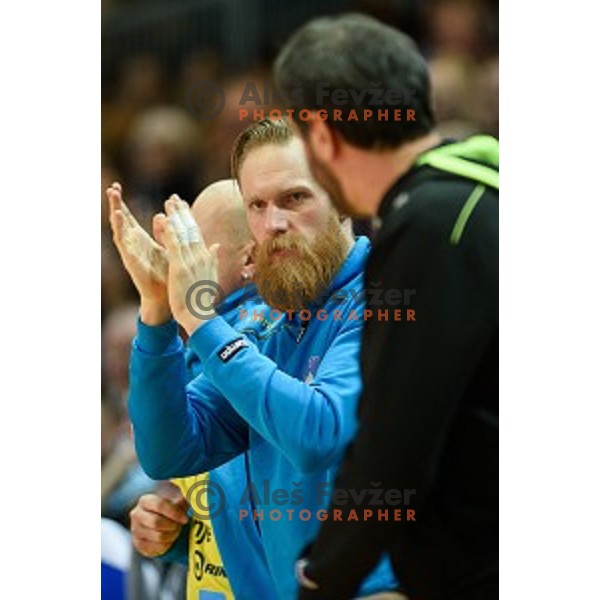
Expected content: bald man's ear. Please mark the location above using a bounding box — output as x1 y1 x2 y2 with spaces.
241 240 256 281
340 215 354 234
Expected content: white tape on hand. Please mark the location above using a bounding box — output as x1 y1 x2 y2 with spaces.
187 228 201 243
170 212 189 243
180 209 201 243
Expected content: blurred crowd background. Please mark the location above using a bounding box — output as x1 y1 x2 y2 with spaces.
101 1 498 590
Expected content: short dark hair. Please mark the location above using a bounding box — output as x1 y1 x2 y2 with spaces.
230 118 295 183
274 13 435 149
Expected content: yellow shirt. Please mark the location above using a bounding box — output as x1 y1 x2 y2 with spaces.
172 474 234 600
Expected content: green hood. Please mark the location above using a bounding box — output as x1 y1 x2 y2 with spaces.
416 135 499 190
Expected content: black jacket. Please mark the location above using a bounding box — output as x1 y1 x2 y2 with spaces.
299 148 499 600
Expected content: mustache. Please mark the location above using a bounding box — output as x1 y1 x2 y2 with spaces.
253 213 347 312
262 234 307 255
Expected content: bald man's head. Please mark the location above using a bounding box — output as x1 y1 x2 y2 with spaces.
191 179 254 297
191 179 251 250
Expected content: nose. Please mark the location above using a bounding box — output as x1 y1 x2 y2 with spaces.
264 204 289 235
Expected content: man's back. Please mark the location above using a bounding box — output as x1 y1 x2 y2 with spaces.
365 153 499 598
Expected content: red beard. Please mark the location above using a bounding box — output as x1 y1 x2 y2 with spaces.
254 214 348 312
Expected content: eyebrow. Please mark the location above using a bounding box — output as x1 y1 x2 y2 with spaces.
245 185 313 205
273 185 314 205
278 185 312 198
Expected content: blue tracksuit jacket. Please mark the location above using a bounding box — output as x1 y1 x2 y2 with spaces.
129 237 398 599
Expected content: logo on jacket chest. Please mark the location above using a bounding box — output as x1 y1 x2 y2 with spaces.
303 355 321 383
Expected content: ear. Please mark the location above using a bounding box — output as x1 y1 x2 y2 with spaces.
306 116 339 163
339 215 354 234
241 240 256 281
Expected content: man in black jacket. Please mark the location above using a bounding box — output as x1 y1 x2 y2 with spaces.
274 13 499 600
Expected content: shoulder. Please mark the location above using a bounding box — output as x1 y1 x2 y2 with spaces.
376 171 498 261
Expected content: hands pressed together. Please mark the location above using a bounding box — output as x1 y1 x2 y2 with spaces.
107 182 220 336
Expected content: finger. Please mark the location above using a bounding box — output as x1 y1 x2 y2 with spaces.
109 208 126 246
107 190 135 236
167 197 198 265
131 524 179 554
156 213 184 264
165 195 188 244
152 214 167 248
107 182 138 228
114 193 137 229
141 494 189 526
119 201 136 228
170 194 204 252
132 499 188 530
149 214 170 282
133 510 181 533
157 481 185 501
107 187 122 220
132 517 182 539
133 537 174 558
173 197 202 267
174 197 212 274
173 494 189 510
177 199 205 249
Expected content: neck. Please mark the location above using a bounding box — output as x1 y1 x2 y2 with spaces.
342 132 442 217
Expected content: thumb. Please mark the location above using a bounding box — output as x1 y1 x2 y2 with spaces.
173 494 189 510
152 213 167 247
171 494 190 523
